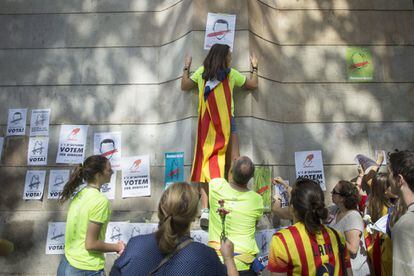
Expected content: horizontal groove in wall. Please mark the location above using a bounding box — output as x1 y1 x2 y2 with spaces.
0 0 184 15
0 74 412 88
256 0 414 11
1 116 412 128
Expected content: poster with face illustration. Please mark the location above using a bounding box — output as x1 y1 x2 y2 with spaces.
7 108 27 136
94 132 122 170
295 150 326 190
204 13 236 50
23 170 46 200
48 170 70 199
29 109 50 136
100 172 116 200
56 125 88 164
27 137 49 165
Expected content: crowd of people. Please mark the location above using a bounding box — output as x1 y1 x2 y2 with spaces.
50 44 414 275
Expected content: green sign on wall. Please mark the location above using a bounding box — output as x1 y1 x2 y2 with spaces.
346 47 373 82
253 166 271 211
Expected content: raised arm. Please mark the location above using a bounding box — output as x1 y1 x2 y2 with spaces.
181 54 197 91
243 53 258 90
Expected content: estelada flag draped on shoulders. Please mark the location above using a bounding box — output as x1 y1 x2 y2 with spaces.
190 77 232 183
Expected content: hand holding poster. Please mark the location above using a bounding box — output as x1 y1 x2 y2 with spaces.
122 155 151 198
7 108 27 136
48 170 70 199
27 137 49 165
45 222 66 254
56 125 88 164
295 150 326 190
204 13 236 50
94 132 122 170
30 109 50 136
23 170 46 200
164 152 184 189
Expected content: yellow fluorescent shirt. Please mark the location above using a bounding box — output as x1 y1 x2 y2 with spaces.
64 187 111 271
190 66 247 116
208 178 264 271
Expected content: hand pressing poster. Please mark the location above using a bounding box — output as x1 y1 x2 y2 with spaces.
23 170 46 200
56 125 88 164
204 13 236 50
122 155 151 198
7 108 27 136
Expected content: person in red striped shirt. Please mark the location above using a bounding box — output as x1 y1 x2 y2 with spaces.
267 178 353 276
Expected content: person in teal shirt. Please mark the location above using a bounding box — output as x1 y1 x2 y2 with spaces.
57 155 125 275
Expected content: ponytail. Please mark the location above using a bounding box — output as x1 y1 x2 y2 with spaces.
59 155 108 203
156 182 198 254
59 164 83 203
291 178 328 234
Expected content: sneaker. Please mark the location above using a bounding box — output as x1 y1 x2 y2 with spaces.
200 208 209 230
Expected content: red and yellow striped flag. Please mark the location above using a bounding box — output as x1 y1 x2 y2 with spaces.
190 78 232 183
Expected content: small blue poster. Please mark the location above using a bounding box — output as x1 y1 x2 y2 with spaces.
164 152 184 189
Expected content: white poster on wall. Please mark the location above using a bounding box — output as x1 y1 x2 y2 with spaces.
0 137 4 160
190 230 209 245
101 172 116 200
27 136 49 165
204 13 236 50
94 132 122 170
129 223 158 239
122 155 151 198
295 150 326 191
7 108 27 136
255 229 277 268
30 109 50 136
23 170 46 200
48 170 70 199
105 222 131 246
56 125 88 164
45 222 66 254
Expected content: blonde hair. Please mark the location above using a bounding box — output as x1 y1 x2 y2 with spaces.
156 182 199 254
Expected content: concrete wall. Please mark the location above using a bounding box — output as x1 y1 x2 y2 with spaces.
0 0 413 274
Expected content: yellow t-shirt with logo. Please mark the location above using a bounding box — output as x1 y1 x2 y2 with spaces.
208 178 263 271
64 187 111 271
190 66 247 116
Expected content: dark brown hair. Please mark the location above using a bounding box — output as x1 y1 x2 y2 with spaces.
337 180 360 210
59 155 108 203
389 150 414 193
232 156 255 186
202 44 230 81
156 182 199 254
367 173 391 223
291 178 328 234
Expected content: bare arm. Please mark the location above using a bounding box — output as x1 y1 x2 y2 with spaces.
85 221 125 254
220 238 239 276
181 54 197 91
243 54 258 90
347 267 353 276
344 229 362 256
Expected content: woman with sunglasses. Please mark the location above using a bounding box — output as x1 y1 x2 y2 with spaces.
328 180 370 275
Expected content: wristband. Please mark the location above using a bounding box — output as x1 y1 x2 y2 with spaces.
183 67 189 71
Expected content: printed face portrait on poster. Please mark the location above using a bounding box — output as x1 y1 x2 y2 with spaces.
204 13 236 51
94 132 122 170
30 109 50 136
27 137 49 166
45 222 66 254
7 108 27 136
23 170 46 200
